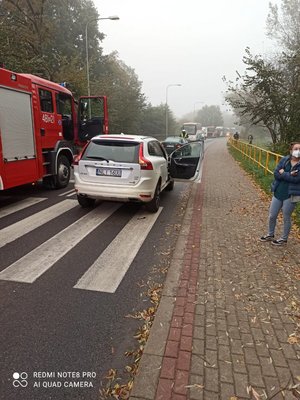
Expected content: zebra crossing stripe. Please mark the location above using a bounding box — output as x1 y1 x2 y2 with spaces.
58 189 74 196
0 200 78 248
74 207 163 293
0 197 46 218
0 203 120 283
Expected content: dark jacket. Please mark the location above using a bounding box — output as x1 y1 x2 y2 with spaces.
271 155 300 195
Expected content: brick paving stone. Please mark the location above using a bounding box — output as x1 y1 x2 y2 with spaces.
192 339 205 355
204 349 217 367
244 347 260 365
160 357 176 380
231 339 244 355
183 312 194 325
255 342 270 357
204 392 220 400
220 382 236 400
219 360 234 383
194 326 205 340
218 345 231 362
194 314 205 327
264 376 283 398
188 374 204 400
171 394 187 400
177 351 191 371
205 335 217 351
204 367 218 393
173 370 189 396
269 349 289 367
171 316 183 328
182 324 193 337
259 356 277 377
231 355 247 374
248 364 265 387
168 328 181 342
190 354 204 377
276 366 293 386
234 373 250 398
286 359 300 379
155 378 173 400
165 341 179 358
180 336 193 352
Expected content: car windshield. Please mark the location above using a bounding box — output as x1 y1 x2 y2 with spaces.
164 137 182 143
82 140 140 163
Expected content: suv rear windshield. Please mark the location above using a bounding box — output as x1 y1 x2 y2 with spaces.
82 140 140 163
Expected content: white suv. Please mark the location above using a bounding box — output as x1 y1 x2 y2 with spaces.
73 134 174 212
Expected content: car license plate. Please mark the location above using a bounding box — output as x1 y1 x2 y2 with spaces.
96 168 122 177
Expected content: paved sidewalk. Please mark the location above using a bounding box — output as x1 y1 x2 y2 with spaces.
130 138 300 400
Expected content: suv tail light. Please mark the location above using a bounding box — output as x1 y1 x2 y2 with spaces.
73 142 89 165
139 143 153 170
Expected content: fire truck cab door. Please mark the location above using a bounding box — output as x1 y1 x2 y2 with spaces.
78 96 108 141
38 87 62 147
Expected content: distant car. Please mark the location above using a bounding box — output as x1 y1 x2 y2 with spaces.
73 134 174 213
161 136 191 155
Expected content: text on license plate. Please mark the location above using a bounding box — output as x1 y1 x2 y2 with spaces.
96 168 122 177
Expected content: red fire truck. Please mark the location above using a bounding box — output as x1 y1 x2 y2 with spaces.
0 67 108 190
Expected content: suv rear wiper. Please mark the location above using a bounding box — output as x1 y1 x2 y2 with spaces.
86 156 112 162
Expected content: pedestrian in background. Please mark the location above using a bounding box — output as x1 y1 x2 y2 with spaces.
260 142 300 246
248 134 253 144
233 132 239 140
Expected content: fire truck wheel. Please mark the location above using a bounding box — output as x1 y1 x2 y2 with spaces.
54 155 71 189
77 195 96 208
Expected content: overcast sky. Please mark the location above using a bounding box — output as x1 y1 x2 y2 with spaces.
94 0 279 118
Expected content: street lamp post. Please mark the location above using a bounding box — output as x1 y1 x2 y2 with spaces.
85 15 119 97
193 101 204 120
165 84 181 138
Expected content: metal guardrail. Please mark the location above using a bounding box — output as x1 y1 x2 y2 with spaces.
228 137 283 175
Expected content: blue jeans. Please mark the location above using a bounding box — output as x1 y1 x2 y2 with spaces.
268 196 296 241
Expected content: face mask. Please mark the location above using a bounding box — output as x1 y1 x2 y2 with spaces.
292 149 300 158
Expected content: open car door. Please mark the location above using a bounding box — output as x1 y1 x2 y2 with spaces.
169 141 204 180
78 96 108 142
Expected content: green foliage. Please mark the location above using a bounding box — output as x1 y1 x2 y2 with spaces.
267 0 300 51
224 48 300 146
138 103 179 140
93 52 146 133
224 0 300 148
0 0 148 135
196 105 223 126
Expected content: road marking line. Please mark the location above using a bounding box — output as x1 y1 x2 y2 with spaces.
0 197 46 218
0 203 120 283
66 191 76 197
74 207 163 293
58 189 74 196
0 200 78 248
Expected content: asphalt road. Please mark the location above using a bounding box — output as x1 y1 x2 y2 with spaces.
0 178 192 400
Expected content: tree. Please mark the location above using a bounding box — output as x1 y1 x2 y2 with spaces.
196 105 223 126
93 52 147 134
138 103 179 140
0 0 100 80
224 49 300 145
267 0 300 52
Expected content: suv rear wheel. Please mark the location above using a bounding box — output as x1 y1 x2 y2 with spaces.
145 182 161 213
77 195 96 208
